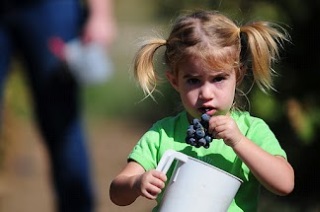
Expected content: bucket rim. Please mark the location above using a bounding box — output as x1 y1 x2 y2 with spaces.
187 156 243 183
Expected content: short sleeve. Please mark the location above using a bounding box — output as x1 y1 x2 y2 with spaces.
128 123 162 171
246 118 287 159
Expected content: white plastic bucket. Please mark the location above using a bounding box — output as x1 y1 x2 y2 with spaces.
156 150 242 212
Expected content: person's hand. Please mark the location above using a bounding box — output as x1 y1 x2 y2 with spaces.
133 170 167 200
208 115 245 148
81 13 116 48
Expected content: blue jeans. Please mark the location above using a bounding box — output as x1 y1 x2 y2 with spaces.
0 1 94 211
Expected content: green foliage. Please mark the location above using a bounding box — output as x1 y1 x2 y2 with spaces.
4 63 33 119
250 88 281 122
82 72 141 119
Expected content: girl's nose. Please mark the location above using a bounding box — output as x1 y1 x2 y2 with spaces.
199 83 213 100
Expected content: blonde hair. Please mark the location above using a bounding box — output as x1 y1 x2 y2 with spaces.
134 10 289 99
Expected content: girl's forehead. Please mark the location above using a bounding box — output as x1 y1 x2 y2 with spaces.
180 57 203 69
174 45 239 73
178 56 234 74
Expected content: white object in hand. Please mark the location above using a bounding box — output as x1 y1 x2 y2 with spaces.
64 39 113 85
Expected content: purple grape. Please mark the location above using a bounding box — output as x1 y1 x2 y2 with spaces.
198 138 206 146
200 114 210 128
186 137 196 145
195 129 205 138
187 127 196 137
201 113 210 122
193 119 201 128
185 113 213 148
205 135 212 143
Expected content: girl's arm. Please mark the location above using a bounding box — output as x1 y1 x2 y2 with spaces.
209 115 294 196
109 161 167 206
232 137 294 196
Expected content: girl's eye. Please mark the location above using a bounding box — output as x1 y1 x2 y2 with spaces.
187 78 200 85
213 76 225 82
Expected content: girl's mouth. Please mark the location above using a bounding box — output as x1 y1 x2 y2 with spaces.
198 107 216 115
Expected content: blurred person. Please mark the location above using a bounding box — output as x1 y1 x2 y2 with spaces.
0 0 116 211
109 10 294 211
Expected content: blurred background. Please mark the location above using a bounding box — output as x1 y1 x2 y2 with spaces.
0 0 319 211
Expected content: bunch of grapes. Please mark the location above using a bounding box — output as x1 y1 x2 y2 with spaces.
185 114 213 148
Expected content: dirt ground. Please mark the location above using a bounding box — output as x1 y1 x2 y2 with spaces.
0 112 156 212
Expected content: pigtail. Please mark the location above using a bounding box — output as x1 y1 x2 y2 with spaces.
239 22 289 92
133 38 167 99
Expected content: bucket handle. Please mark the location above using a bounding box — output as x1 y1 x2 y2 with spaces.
156 150 189 174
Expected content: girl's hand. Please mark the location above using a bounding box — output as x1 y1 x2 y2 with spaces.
208 115 245 147
207 116 294 196
133 170 167 200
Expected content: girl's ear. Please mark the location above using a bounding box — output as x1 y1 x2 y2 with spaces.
166 70 179 92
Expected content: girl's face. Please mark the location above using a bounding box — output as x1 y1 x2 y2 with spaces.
166 57 236 119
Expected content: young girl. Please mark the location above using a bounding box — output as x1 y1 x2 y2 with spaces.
109 10 294 211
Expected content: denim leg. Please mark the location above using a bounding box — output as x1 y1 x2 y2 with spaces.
33 64 94 212
10 1 94 211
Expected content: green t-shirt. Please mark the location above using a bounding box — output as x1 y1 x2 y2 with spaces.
129 110 287 212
